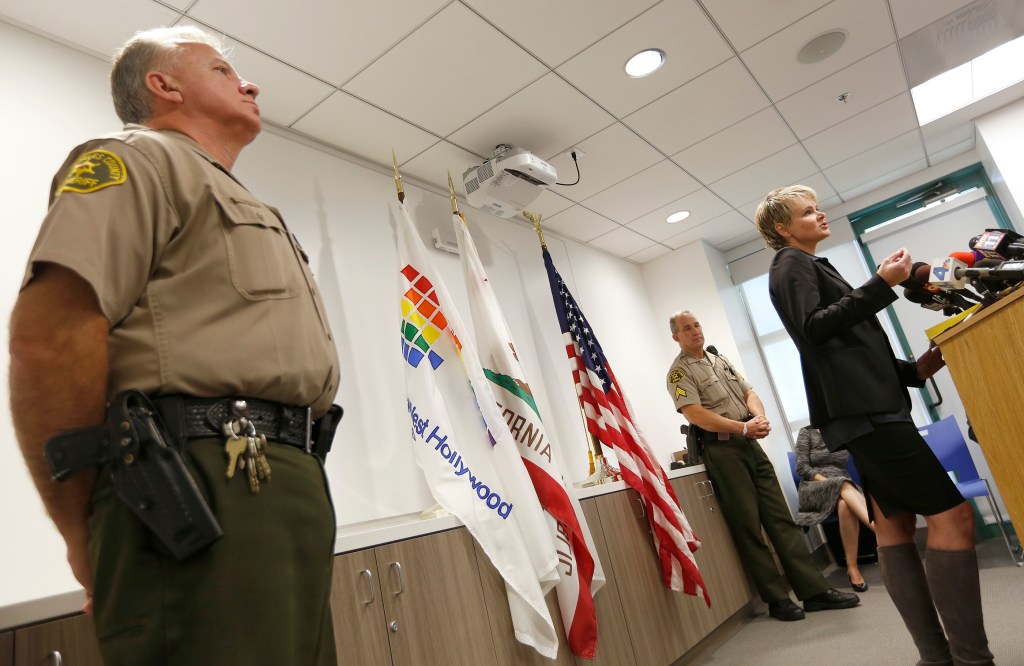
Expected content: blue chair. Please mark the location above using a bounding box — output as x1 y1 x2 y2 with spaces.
918 416 1021 564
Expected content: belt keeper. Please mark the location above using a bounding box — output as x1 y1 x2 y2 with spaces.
304 407 312 453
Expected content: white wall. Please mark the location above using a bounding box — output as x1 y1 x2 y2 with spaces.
976 97 1024 230
0 21 682 609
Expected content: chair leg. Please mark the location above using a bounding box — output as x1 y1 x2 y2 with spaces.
979 480 1023 566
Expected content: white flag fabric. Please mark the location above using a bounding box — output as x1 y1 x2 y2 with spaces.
454 214 605 659
396 202 559 657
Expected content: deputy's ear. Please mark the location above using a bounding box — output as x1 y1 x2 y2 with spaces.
146 71 183 104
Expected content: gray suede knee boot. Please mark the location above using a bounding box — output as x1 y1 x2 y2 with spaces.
878 544 952 665
925 548 994 666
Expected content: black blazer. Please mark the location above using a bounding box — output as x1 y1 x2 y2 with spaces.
768 246 923 428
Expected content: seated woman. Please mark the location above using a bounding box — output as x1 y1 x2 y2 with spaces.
794 426 875 591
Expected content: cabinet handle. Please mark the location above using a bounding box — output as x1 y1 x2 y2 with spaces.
389 561 405 597
704 479 716 512
49 651 63 666
634 496 646 518
359 568 375 605
389 620 400 633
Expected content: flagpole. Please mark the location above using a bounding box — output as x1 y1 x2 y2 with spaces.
392 149 405 204
523 209 612 484
447 172 468 227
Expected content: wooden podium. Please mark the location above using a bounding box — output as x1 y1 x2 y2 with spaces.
933 287 1024 548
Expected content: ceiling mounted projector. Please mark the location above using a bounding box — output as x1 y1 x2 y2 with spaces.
463 144 557 218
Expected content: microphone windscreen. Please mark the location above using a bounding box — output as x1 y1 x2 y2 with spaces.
975 258 1002 268
705 345 718 355
912 262 933 284
903 287 929 304
948 251 976 267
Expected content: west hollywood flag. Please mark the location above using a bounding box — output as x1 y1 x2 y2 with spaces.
454 214 605 659
542 247 709 604
396 202 561 657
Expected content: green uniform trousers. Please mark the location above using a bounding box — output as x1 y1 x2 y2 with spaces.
703 434 829 603
88 437 337 665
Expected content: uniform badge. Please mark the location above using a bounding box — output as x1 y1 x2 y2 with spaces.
668 368 685 384
675 387 687 399
57 150 127 195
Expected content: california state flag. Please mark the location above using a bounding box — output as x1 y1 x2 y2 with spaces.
454 213 605 659
396 202 560 657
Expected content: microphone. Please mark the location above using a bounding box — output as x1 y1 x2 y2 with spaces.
902 285 960 313
931 256 1024 286
971 228 1024 260
705 345 718 355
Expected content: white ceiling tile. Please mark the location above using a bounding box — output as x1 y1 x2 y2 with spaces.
542 205 620 243
803 93 919 168
189 0 448 85
582 160 700 224
625 58 770 154
626 187 731 239
716 228 764 252
628 243 672 264
800 172 840 206
556 0 733 118
400 141 486 198
737 172 836 223
224 41 334 127
546 124 663 201
824 130 926 194
921 120 974 155
447 73 615 162
0 0 178 58
927 138 975 164
663 210 754 250
776 44 909 139
292 91 439 170
741 0 896 101
708 145 819 207
819 195 844 210
462 0 659 67
672 108 797 184
702 0 831 52
343 4 546 137
890 0 977 38
837 158 929 201
588 226 658 258
529 189 577 219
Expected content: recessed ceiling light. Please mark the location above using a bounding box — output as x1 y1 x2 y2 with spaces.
625 49 665 78
666 210 690 224
797 30 847 64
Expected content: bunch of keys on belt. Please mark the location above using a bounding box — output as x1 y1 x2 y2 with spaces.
223 400 272 494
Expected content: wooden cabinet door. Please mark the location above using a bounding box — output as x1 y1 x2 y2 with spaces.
593 489 704 664
375 528 497 666
672 473 754 625
14 614 102 666
331 548 392 666
1 631 12 666
576 499 636 666
472 539 575 666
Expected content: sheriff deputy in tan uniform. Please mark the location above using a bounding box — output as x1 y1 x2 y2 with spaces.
10 27 339 665
666 310 858 622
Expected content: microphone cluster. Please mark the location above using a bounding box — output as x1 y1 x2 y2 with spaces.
899 229 1024 315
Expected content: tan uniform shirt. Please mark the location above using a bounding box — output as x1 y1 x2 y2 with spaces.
666 350 752 421
24 126 340 417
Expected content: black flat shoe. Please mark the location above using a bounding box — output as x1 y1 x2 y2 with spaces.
849 576 868 592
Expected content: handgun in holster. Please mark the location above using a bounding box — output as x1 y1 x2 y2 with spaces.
684 422 707 465
310 404 343 463
43 389 223 560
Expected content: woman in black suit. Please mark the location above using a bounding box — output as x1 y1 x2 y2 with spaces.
755 185 992 666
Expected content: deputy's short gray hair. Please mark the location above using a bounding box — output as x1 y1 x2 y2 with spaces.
668 309 697 335
111 26 226 124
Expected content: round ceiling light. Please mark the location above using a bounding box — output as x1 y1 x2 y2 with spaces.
625 49 665 77
797 30 847 64
666 210 691 224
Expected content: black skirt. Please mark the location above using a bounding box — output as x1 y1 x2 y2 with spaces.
845 420 964 518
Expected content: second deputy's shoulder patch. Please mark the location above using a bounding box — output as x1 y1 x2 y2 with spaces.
57 149 127 196
668 368 685 384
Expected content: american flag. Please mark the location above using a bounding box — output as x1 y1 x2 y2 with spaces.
542 247 709 603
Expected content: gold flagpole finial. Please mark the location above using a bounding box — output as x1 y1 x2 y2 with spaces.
447 171 461 216
522 210 546 248
391 149 405 204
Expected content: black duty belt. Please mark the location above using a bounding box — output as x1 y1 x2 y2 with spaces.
152 395 311 452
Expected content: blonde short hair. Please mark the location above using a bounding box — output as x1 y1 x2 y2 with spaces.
111 26 226 124
755 185 818 251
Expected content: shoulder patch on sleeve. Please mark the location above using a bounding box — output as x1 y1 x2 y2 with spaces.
668 368 685 384
57 149 128 195
675 386 687 399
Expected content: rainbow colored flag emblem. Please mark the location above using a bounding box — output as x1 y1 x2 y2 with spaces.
400 264 449 369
